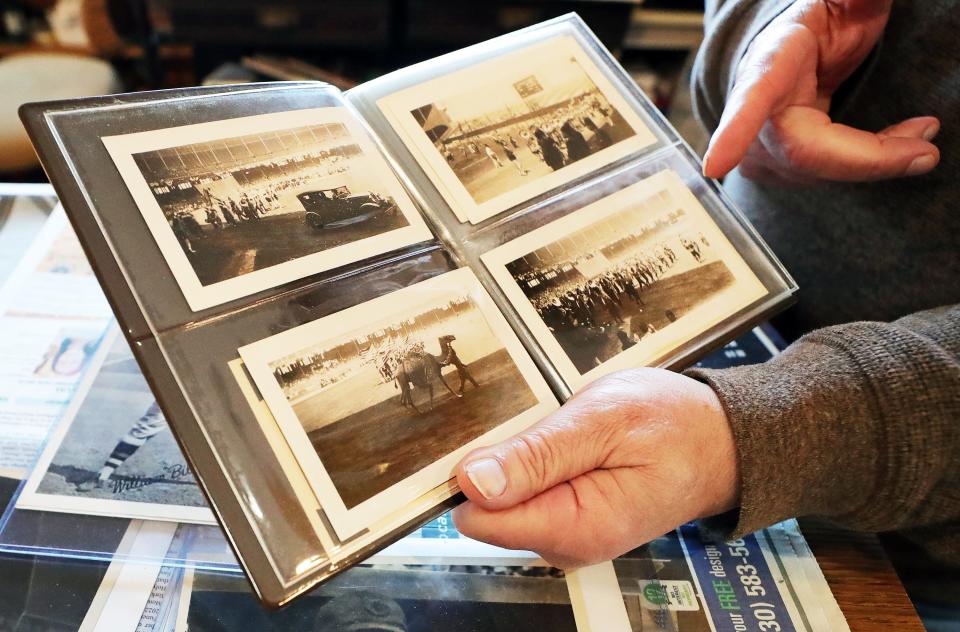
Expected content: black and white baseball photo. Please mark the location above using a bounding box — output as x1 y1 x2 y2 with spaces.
103 108 432 310
17 330 215 524
240 268 556 538
378 36 658 223
483 170 766 390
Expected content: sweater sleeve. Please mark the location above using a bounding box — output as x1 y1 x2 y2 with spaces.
691 0 795 133
685 305 960 540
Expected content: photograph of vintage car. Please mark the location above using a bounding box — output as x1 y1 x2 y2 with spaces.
130 123 410 288
104 107 431 310
297 186 399 230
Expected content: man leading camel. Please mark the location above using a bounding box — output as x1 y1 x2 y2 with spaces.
438 335 479 396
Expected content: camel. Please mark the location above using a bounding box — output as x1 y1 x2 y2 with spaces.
394 337 459 413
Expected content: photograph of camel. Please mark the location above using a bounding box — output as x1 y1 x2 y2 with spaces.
239 268 556 539
273 296 531 506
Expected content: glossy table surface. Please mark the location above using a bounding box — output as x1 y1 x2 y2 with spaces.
800 518 925 631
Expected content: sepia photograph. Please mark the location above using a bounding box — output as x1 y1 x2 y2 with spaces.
230 358 476 561
17 328 216 524
103 107 432 311
378 36 659 223
483 169 768 391
181 563 578 632
240 268 556 540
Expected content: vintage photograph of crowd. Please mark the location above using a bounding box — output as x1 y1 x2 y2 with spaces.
239 269 555 539
483 170 767 390
378 36 658 223
103 107 431 310
18 328 215 524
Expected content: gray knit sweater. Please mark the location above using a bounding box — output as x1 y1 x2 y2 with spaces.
686 0 960 605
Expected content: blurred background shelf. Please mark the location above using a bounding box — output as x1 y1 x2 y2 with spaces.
0 0 707 181
624 8 704 50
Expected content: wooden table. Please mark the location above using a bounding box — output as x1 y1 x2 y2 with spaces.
800 518 925 631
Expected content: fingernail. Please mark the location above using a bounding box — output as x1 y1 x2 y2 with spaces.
464 458 507 499
922 123 939 141
906 154 937 176
702 150 712 176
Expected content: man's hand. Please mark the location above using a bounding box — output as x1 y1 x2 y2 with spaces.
452 369 738 568
703 0 940 183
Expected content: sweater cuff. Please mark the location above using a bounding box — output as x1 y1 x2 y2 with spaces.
685 315 959 541
684 356 827 540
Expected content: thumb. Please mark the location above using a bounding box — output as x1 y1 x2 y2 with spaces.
455 401 612 511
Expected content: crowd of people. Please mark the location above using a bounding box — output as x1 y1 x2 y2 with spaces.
519 232 712 337
274 352 356 402
153 151 355 256
525 245 678 334
165 189 275 255
439 88 623 178
274 330 436 403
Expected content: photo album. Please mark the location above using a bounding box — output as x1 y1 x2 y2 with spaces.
20 15 795 607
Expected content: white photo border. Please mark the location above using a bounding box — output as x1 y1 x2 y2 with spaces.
102 107 434 312
482 169 769 392
566 562 633 632
377 35 659 224
239 267 558 541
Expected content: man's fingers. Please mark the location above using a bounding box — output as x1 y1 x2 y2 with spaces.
452 482 585 562
737 160 816 187
737 143 818 186
764 107 940 180
455 401 614 511
876 116 940 141
703 24 818 179
453 469 643 567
